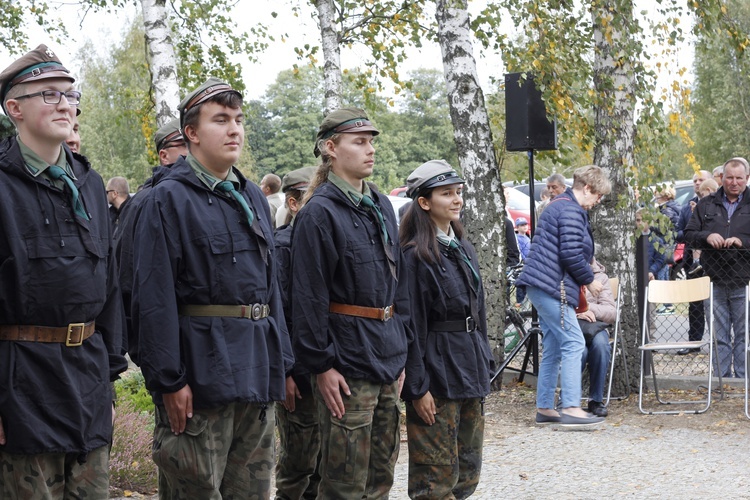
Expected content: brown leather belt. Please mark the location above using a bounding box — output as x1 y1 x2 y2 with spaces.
0 321 95 347
329 302 394 322
179 304 271 320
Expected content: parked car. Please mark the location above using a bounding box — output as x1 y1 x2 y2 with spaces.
390 186 408 197
386 195 411 224
503 179 573 202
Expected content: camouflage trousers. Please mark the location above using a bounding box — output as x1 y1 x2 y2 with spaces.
153 402 274 500
406 397 484 500
0 445 109 499
312 377 401 500
274 393 321 500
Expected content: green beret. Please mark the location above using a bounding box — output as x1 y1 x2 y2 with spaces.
0 44 75 114
281 166 317 193
178 77 242 128
154 117 184 152
406 160 465 199
314 107 380 157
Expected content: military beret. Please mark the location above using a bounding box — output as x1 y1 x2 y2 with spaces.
406 160 465 199
0 44 75 114
281 166 317 193
314 107 380 157
178 77 242 128
154 117 184 152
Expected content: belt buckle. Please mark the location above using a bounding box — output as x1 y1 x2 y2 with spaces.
465 317 476 332
382 305 393 322
251 304 264 320
66 323 85 346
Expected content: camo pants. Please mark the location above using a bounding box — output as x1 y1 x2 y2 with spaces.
153 402 274 499
274 393 321 500
0 445 109 499
406 397 484 500
312 377 401 500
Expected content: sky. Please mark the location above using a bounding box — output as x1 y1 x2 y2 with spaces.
1 0 693 104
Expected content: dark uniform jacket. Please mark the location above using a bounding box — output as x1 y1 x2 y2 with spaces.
516 188 594 307
113 165 171 363
685 187 750 288
401 239 493 401
291 182 410 383
131 158 294 408
0 137 127 455
274 223 311 395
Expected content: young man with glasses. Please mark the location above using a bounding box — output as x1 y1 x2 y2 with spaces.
0 44 127 497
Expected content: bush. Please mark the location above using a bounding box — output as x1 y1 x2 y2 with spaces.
110 371 157 494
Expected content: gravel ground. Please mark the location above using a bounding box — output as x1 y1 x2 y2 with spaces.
112 384 750 499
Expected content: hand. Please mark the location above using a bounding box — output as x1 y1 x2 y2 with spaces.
316 368 350 419
397 369 405 399
413 391 437 425
707 233 725 249
586 280 603 298
0 415 5 445
112 403 116 426
576 310 596 322
162 385 193 435
648 272 655 281
724 236 743 248
283 376 302 412
689 200 696 212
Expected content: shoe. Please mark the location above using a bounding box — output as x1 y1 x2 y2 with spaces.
657 305 676 315
587 400 608 417
676 347 701 355
559 412 605 429
535 411 561 425
688 263 703 277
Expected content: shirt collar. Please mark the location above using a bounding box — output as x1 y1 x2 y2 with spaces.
327 171 372 205
436 225 456 247
186 153 240 191
18 137 72 178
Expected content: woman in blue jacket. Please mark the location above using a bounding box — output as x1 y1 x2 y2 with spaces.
516 165 611 428
400 160 494 499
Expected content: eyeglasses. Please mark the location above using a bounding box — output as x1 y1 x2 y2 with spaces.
14 90 81 106
106 190 116 194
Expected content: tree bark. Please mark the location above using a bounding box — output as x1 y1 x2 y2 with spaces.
435 0 507 385
140 0 180 127
591 0 639 390
315 0 343 114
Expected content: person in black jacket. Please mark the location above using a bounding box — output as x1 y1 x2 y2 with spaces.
291 108 411 499
399 160 494 499
274 166 321 499
685 157 750 379
131 77 294 497
0 44 127 497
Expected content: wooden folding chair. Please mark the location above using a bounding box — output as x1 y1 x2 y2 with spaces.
638 276 721 414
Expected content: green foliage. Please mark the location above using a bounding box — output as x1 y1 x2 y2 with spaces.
691 0 750 167
75 20 155 188
246 65 457 192
115 371 154 414
0 0 67 54
0 115 15 140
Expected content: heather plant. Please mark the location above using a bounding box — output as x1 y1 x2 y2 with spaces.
110 396 157 494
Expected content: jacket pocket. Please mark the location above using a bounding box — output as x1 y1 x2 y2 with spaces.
324 409 373 485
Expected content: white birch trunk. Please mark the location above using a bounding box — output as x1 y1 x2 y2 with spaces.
140 0 180 127
435 0 507 381
315 0 343 114
591 0 639 391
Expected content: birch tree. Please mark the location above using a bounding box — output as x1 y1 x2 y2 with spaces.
140 0 180 127
435 0 507 374
315 0 344 113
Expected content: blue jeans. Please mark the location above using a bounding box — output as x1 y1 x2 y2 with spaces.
582 330 611 402
711 285 746 378
527 286 585 409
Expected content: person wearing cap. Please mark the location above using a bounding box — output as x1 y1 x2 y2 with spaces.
291 107 411 498
399 160 493 499
0 44 127 496
513 217 531 306
112 117 187 361
273 165 321 499
130 77 294 497
516 165 610 428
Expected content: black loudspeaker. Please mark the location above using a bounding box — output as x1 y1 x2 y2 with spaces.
505 73 558 151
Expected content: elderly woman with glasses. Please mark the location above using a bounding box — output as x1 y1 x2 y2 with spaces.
516 165 611 428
